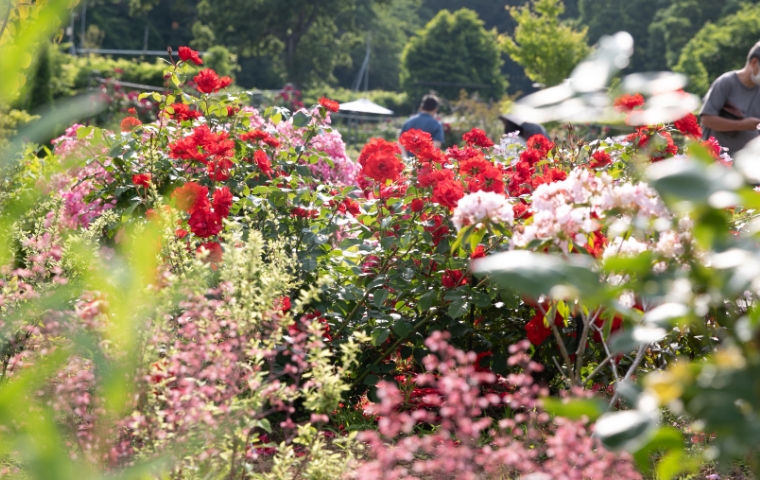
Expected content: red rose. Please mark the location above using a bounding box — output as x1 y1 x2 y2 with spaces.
470 245 486 259
197 242 223 263
589 150 612 169
410 198 425 212
613 93 645 112
167 103 202 121
241 130 270 143
172 182 210 214
362 151 405 183
120 116 142 132
519 148 541 166
442 269 468 289
275 296 291 313
446 145 480 162
525 311 564 346
399 128 434 156
194 69 221 94
701 136 722 158
176 228 188 239
513 202 532 220
527 135 554 156
178 46 203 65
674 113 702 138
341 198 361 216
432 179 464 209
462 128 494 148
253 150 273 178
318 97 340 113
132 173 152 188
417 166 454 189
358 138 401 167
218 76 233 89
188 208 222 238
212 186 233 217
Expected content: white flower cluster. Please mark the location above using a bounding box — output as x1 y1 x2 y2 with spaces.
512 169 670 248
452 191 514 231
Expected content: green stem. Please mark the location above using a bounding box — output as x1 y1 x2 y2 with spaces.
332 245 398 340
351 312 436 388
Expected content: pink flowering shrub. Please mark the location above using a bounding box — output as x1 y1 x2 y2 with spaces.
353 332 641 480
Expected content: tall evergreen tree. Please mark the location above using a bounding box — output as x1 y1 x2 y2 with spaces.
400 9 506 102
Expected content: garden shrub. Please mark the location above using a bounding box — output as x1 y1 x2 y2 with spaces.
4 43 760 479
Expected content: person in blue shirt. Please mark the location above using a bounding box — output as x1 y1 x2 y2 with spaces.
400 94 445 154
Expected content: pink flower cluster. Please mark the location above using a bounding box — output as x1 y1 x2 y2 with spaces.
50 125 116 228
352 332 641 480
511 168 669 248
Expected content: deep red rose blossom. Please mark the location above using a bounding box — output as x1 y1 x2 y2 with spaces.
178 46 203 65
132 173 152 188
253 150 273 178
188 208 222 238
462 128 494 148
410 198 425 213
319 97 340 113
194 69 221 94
589 150 612 169
212 186 234 218
172 182 210 214
432 179 464 209
442 269 468 289
613 93 645 112
674 113 702 138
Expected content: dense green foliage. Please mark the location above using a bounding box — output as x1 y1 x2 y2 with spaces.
501 0 590 88
400 9 506 102
674 3 760 97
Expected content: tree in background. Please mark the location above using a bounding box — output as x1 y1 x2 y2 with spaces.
578 0 750 73
400 9 506 103
333 0 423 93
193 0 358 88
501 0 589 88
675 3 760 97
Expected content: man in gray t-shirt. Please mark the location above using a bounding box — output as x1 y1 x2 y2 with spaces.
700 41 760 154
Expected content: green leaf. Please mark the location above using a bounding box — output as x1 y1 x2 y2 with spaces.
373 289 389 308
594 410 657 451
471 290 492 308
292 111 311 128
632 427 684 475
363 374 380 386
608 325 667 354
448 299 469 319
472 251 601 301
418 291 435 312
371 327 390 346
542 398 605 421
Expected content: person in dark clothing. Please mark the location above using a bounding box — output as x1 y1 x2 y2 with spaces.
400 94 445 154
499 114 550 145
700 41 760 154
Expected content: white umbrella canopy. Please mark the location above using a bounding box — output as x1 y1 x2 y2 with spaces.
338 98 394 115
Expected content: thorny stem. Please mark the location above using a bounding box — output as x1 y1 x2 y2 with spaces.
351 311 437 388
332 245 399 340
573 308 601 383
540 303 577 386
608 344 647 409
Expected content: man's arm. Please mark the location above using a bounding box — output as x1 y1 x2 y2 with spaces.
702 115 760 132
433 140 442 149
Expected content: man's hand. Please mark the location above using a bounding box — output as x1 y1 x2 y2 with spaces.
702 115 760 132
